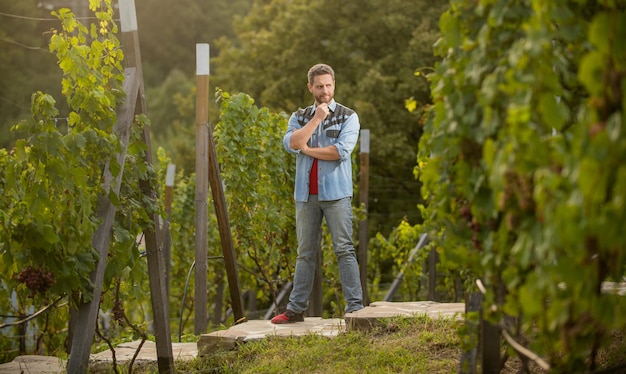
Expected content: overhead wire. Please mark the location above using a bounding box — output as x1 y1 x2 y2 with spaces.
0 37 49 52
0 10 55 52
0 10 58 21
0 10 98 22
0 96 30 110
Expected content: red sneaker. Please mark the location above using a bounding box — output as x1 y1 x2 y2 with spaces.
271 309 304 324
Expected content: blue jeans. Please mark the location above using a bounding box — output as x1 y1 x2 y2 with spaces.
286 196 364 314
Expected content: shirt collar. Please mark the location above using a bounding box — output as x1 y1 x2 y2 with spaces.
312 99 336 113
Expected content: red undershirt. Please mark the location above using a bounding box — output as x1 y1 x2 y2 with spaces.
309 158 318 195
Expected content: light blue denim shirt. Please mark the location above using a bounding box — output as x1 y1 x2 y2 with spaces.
283 99 360 202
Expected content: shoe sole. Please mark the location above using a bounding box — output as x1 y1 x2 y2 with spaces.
271 318 304 324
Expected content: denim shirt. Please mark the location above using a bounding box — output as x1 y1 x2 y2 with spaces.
283 99 360 202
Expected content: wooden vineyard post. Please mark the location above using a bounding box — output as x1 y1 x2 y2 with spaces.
194 44 210 334
67 0 175 372
163 164 176 297
120 0 174 371
358 129 370 305
66 68 139 374
194 44 245 331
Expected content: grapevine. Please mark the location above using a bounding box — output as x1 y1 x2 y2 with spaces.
419 0 626 371
0 0 153 359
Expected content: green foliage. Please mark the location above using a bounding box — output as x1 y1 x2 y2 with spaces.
419 0 626 370
154 148 224 333
368 220 424 300
1 0 123 302
213 90 296 313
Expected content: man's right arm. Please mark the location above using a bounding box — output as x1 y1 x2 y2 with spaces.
289 103 329 150
289 118 320 150
283 114 306 153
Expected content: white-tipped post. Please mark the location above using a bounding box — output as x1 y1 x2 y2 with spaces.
165 164 176 187
360 129 370 153
358 129 370 305
119 0 138 32
194 42 210 334
196 43 210 76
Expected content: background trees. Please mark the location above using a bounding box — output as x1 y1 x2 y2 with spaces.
136 0 252 88
213 0 448 236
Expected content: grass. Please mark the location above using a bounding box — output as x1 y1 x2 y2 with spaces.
175 316 463 374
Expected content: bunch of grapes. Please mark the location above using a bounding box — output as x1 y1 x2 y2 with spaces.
112 299 125 326
16 266 56 298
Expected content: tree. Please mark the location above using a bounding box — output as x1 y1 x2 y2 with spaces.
212 0 449 236
136 0 253 89
419 0 626 371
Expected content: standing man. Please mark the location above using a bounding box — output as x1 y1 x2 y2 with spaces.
271 63 364 324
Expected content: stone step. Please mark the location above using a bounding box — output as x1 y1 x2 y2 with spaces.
346 300 465 331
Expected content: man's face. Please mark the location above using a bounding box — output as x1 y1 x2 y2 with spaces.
308 74 335 105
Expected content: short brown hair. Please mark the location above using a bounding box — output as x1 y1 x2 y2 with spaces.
307 64 335 84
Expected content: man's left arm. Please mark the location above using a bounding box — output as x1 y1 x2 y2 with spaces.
301 144 339 160
332 112 360 162
301 112 360 161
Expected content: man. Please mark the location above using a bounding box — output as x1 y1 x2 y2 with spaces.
271 63 364 324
